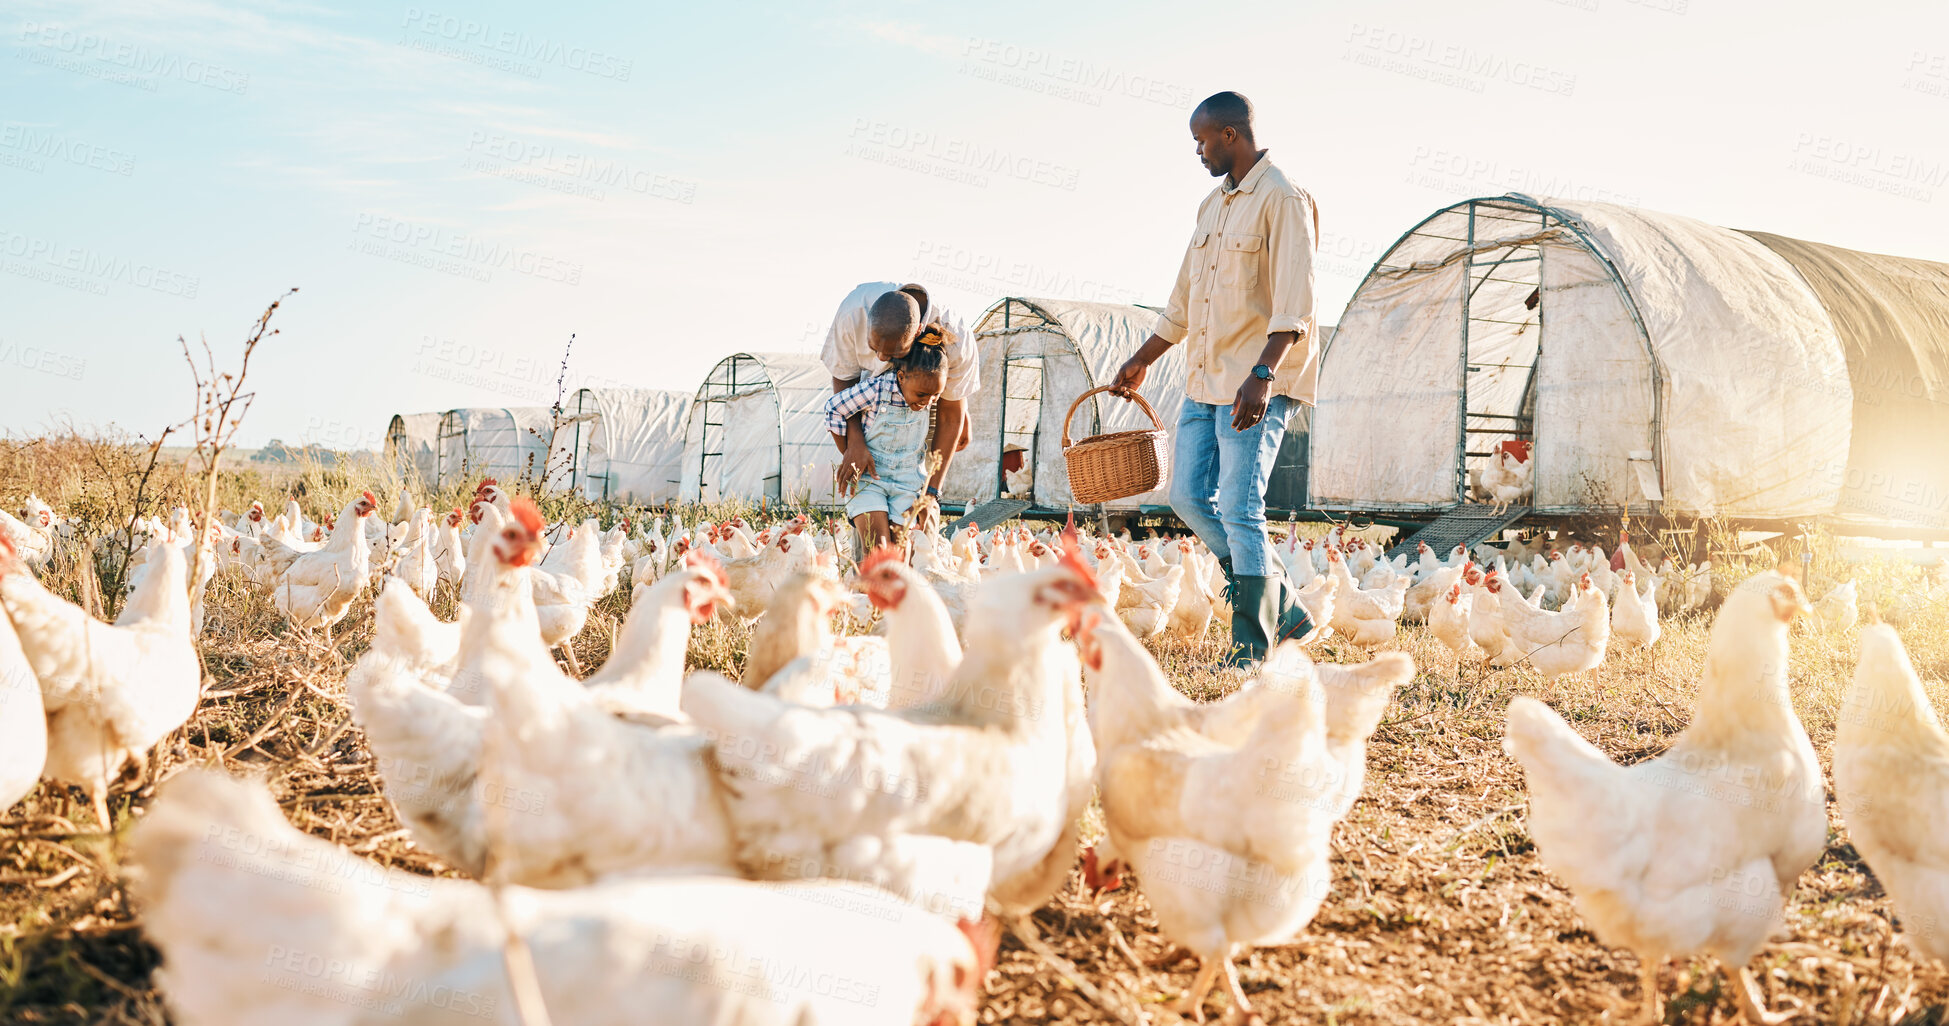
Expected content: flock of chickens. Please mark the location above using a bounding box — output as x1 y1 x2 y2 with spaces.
2 479 1948 1025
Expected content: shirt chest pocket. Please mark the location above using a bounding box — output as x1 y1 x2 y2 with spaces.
1219 233 1264 291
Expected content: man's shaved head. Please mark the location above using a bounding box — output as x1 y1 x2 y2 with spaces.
1189 91 1259 180
868 290 921 360
1192 91 1254 142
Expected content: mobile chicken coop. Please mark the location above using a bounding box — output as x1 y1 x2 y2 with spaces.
547 388 690 504
384 412 441 485
938 297 1321 520
433 406 559 490
678 353 842 507
1310 194 1949 544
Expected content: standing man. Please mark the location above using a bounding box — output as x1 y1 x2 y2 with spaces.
822 282 977 499
1112 91 1319 667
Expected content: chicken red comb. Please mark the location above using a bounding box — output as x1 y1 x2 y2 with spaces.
508 497 545 537
860 544 904 576
1580 571 1592 588
361 490 376 506
476 477 498 492
1056 527 1098 591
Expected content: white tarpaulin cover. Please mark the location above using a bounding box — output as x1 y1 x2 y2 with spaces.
385 412 441 485
549 388 690 504
1312 195 1857 521
680 353 840 506
436 406 558 489
941 298 1186 510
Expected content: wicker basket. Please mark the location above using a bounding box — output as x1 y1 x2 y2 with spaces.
1061 385 1169 505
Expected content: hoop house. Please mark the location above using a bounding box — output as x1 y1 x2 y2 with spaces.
384 412 441 484
1312 194 1949 534
435 407 558 490
547 388 691 504
679 353 839 506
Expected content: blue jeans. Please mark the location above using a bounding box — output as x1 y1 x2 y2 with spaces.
1169 397 1294 577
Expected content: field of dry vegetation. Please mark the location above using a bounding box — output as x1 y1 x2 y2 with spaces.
3 430 1949 1025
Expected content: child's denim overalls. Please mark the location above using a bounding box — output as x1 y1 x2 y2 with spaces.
847 399 928 520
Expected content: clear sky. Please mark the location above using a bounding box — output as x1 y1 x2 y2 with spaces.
5 0 1948 448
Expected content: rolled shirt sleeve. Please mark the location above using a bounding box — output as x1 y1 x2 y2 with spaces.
1152 229 1198 345
936 305 978 401
821 287 875 384
1265 190 1318 338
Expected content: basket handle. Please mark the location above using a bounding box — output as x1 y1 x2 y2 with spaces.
1062 385 1164 449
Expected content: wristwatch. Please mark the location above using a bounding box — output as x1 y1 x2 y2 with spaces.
1251 363 1275 382
925 486 941 498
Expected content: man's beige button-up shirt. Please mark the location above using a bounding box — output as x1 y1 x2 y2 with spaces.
1153 154 1320 406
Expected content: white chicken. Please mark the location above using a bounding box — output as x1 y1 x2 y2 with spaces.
1492 571 1609 682
350 499 737 886
387 506 438 601
1324 547 1406 647
0 533 199 826
261 492 378 636
1610 571 1662 652
431 507 467 588
0 601 47 811
742 571 892 708
0 501 57 570
1077 613 1410 1021
1834 620 1949 961
857 548 962 710
1430 582 1479 672
1811 579 1858 633
580 553 732 723
682 553 1097 920
131 769 994 1026
530 518 602 673
1117 562 1183 640
1503 570 1822 1024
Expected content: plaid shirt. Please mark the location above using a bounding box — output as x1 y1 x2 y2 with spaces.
824 373 909 436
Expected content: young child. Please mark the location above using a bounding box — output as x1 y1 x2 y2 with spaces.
824 341 946 552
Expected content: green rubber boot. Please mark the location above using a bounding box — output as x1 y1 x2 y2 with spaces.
1227 575 1280 668
1275 577 1316 643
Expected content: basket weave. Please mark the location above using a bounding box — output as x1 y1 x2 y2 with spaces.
1061 385 1169 505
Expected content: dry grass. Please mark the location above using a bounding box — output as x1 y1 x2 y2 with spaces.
3 446 1949 1024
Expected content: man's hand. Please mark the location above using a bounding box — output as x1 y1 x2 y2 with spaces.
1112 335 1174 398
1232 375 1272 431
838 436 877 494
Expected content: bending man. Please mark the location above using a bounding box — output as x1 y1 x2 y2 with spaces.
822 282 976 500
